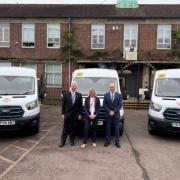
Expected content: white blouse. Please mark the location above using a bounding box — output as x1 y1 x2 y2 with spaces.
90 97 95 115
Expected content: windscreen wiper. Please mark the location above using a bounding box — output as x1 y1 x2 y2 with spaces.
22 90 34 95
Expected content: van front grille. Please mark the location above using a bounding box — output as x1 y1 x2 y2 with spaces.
0 106 24 119
163 108 180 121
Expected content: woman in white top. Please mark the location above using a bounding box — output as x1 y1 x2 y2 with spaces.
81 88 100 148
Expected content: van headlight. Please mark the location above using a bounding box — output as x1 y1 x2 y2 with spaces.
150 102 162 112
26 100 38 110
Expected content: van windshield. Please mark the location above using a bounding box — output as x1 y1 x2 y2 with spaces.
0 76 35 95
155 78 180 97
73 77 118 96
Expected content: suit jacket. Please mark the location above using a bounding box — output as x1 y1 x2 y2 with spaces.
103 92 122 119
84 96 100 117
62 91 82 117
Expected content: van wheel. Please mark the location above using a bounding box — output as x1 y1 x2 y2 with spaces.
148 120 156 135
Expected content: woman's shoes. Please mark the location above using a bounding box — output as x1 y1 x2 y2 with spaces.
92 143 96 147
81 143 96 148
81 144 86 148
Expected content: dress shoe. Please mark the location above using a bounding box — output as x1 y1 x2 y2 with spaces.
81 144 86 148
58 143 65 148
115 143 121 148
104 142 110 147
92 143 96 147
70 142 75 146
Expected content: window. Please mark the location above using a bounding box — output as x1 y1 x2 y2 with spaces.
22 24 35 48
124 24 138 50
91 24 105 49
47 24 60 48
21 62 37 71
157 25 171 49
45 64 62 86
0 24 10 47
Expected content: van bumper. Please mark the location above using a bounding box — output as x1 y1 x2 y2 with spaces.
0 114 40 131
149 115 180 133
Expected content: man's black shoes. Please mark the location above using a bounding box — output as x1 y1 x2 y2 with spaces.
70 142 75 146
58 143 65 148
104 142 110 147
115 143 121 148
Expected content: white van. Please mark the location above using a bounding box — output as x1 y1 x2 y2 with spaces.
72 68 124 135
0 67 40 133
148 69 180 134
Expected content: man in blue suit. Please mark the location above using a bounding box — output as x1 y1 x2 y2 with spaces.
103 83 122 148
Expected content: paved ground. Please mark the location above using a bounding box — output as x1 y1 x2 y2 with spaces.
0 105 180 180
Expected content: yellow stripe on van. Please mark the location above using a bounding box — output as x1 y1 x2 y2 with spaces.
158 73 166 79
75 72 84 77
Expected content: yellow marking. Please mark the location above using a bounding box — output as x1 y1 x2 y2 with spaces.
75 71 84 77
158 73 166 79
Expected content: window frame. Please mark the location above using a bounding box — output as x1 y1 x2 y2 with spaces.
123 24 138 51
157 24 171 50
45 64 62 87
47 24 61 49
91 24 105 49
22 24 35 48
0 24 10 48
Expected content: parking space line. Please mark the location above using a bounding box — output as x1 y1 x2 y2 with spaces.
10 145 28 152
0 141 18 154
25 139 38 143
0 126 56 179
0 155 14 164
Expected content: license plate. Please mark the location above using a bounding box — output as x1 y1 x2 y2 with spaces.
0 121 15 126
172 123 180 128
98 121 103 126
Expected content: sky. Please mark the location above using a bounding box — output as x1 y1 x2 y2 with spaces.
0 0 180 4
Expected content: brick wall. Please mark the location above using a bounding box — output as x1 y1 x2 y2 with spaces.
139 24 157 51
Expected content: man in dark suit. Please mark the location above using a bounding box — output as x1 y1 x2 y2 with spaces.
59 82 82 148
103 83 122 148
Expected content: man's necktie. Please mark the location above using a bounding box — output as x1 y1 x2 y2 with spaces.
111 93 114 102
72 92 75 104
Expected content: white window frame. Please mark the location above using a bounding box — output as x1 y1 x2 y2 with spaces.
157 25 171 49
0 24 10 48
45 64 62 87
47 24 60 49
91 24 105 49
123 24 138 51
22 24 35 48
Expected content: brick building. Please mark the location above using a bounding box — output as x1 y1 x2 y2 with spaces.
0 4 180 100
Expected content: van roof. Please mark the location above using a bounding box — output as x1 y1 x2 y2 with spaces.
73 68 119 78
155 69 180 79
0 67 36 77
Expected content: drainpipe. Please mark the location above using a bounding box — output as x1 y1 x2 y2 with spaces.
68 17 71 88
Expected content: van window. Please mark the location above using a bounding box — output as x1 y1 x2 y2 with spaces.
155 78 180 97
0 76 35 95
73 77 118 95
